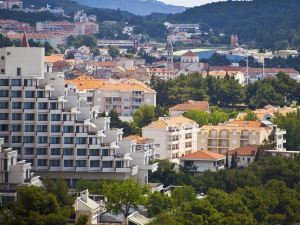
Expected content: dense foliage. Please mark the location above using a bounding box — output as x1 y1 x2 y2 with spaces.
149 156 300 225
151 72 300 109
168 0 300 49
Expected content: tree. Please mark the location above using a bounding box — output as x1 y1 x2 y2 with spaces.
133 105 156 128
183 110 210 126
75 215 88 225
103 180 145 218
225 153 229 169
0 208 14 225
171 186 196 206
244 109 258 121
147 192 174 217
209 109 229 125
108 45 120 58
230 152 237 169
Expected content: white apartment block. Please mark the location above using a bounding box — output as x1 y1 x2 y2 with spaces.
0 46 153 187
142 116 199 160
66 76 156 117
0 138 41 206
119 135 158 185
198 120 286 154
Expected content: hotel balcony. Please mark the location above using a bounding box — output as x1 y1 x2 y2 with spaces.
102 155 114 161
116 165 138 175
102 167 115 172
115 153 132 161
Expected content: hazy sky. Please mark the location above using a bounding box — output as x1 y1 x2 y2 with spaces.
160 0 223 7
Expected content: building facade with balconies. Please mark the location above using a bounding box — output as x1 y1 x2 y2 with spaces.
142 116 199 161
0 46 153 187
66 76 156 117
198 120 285 154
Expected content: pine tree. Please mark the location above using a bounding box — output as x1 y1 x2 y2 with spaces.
225 153 229 169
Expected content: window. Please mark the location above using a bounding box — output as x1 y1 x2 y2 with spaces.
38 102 48 109
0 102 8 109
24 125 34 132
24 79 33 86
25 91 35 98
11 124 21 132
89 149 99 156
0 124 8 131
0 90 9 97
36 148 47 155
50 160 60 167
24 102 35 109
37 91 45 98
76 137 87 144
0 113 8 120
51 125 61 133
51 148 60 155
24 136 34 143
90 160 100 167
102 161 113 168
12 102 21 109
24 148 34 155
0 56 4 60
38 114 48 121
50 137 60 144
0 69 4 74
12 113 22 120
63 126 73 133
64 160 73 167
11 91 21 98
12 136 22 143
76 160 86 167
37 159 47 166
36 125 47 132
0 79 9 86
11 79 21 86
63 148 73 155
77 149 87 156
25 113 35 121
16 68 21 76
64 137 73 144
51 114 61 121
102 149 110 156
37 136 48 144
50 102 58 109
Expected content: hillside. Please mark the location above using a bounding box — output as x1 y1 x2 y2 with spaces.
75 0 185 15
167 0 300 49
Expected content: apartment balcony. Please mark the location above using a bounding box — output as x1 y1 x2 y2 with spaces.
102 155 114 161
49 166 61 172
36 166 48 171
139 162 158 172
89 155 101 160
116 165 138 175
240 135 249 140
88 130 105 137
218 135 229 139
208 135 218 139
63 167 75 172
115 153 132 161
75 167 88 172
89 167 101 172
102 167 115 172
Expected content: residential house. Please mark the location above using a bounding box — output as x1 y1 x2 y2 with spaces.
227 145 259 168
179 150 225 172
169 100 210 116
142 116 199 160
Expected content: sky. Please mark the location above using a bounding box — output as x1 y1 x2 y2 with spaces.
160 0 223 7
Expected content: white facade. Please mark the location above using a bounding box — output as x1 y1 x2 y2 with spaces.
142 116 199 160
0 46 154 186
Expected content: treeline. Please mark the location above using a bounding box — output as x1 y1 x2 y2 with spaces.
167 0 300 49
151 72 300 109
149 156 300 225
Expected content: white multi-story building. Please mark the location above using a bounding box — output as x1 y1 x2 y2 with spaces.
119 135 158 184
0 45 154 187
66 75 156 117
142 116 199 161
0 138 41 206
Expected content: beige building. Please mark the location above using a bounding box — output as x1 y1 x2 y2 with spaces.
142 116 199 160
66 75 156 116
198 120 285 154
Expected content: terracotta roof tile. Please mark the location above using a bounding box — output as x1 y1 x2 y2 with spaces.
169 100 210 112
122 135 153 144
144 116 197 129
227 145 260 156
182 50 197 57
181 150 225 160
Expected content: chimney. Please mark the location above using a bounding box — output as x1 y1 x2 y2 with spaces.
21 33 29 47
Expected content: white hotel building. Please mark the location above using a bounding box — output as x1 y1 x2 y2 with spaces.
0 45 155 186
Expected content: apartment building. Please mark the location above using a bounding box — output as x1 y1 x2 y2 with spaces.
66 75 156 116
198 120 286 154
0 45 154 186
0 138 41 206
119 135 158 184
142 116 199 160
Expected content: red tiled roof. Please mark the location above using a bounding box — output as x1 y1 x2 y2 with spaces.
228 120 266 128
20 33 29 47
181 150 225 161
53 60 72 67
122 135 153 144
227 145 260 156
182 50 196 57
169 100 210 112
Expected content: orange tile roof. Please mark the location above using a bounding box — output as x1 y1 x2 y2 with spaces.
45 54 64 63
182 50 197 57
122 135 153 144
66 75 155 93
237 106 296 120
144 116 197 129
227 145 260 156
53 60 72 67
227 120 266 128
169 100 210 112
181 150 225 160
